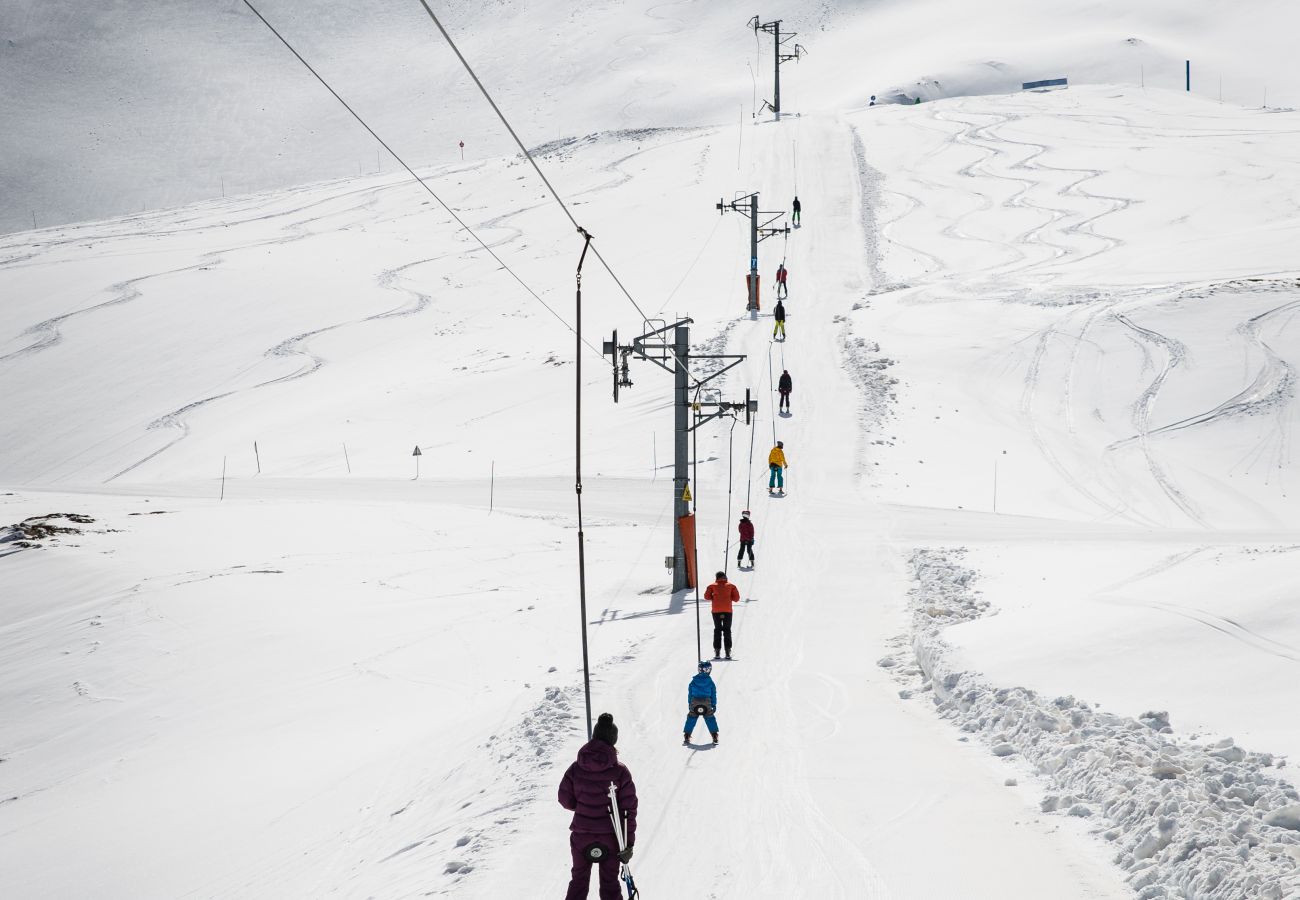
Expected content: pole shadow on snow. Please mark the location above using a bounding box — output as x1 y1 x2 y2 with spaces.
590 588 691 624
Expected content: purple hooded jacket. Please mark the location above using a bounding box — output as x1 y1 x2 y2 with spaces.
558 738 638 845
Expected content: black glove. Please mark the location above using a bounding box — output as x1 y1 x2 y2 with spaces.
618 846 634 864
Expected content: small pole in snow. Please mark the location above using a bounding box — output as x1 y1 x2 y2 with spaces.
221 177 225 198
490 460 495 513
343 443 352 474
1186 60 1191 92
459 140 465 161
220 456 228 501
254 441 261 474
412 445 422 480
1140 65 1144 89
737 104 744 170
31 211 36 229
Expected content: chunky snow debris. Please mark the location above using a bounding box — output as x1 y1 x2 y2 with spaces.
903 548 1300 899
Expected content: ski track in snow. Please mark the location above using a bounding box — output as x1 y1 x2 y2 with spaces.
1097 278 1300 524
1109 310 1204 525
104 251 447 484
36 150 583 484
870 97 1297 527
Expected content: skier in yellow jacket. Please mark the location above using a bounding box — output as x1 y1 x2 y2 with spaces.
768 441 788 494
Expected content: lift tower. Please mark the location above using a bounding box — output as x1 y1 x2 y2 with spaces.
749 16 806 119
604 320 757 591
716 192 790 311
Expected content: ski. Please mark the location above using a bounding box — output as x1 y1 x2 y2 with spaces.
607 782 640 899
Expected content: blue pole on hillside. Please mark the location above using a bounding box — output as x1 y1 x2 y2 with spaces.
1186 60 1190 92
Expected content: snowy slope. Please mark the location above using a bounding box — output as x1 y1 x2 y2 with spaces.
6 2 1300 898
2 112 1134 898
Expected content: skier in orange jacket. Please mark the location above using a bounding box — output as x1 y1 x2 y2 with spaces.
704 571 740 659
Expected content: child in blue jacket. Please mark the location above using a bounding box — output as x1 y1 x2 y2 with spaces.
683 660 720 745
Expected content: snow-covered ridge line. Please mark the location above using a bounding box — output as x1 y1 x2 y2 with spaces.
900 548 1300 899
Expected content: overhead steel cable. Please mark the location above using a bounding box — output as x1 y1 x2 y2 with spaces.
413 0 702 388
240 0 600 357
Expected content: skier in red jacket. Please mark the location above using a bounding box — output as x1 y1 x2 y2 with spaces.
737 511 755 567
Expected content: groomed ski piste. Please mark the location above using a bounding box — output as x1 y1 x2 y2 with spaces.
5 2 1300 898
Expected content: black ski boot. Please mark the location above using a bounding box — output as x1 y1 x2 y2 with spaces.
711 731 720 745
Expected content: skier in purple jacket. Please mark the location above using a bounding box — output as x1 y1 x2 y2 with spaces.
558 712 638 900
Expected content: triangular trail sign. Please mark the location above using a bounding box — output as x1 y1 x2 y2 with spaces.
412 446 422 456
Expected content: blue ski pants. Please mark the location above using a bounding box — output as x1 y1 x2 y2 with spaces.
684 713 719 736
769 464 784 489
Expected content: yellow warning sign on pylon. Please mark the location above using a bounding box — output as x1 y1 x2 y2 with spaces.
682 484 692 502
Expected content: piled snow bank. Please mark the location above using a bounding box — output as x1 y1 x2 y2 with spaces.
899 548 1300 899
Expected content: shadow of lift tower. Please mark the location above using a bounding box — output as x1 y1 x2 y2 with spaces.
603 320 757 591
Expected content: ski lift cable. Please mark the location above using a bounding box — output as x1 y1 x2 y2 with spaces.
723 413 738 574
657 215 723 316
745 383 758 510
414 0 701 387
690 396 704 662
767 339 778 446
239 0 600 357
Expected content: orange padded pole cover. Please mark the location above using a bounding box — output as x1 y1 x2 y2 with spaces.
677 514 698 589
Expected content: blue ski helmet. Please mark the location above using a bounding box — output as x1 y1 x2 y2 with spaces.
698 660 712 673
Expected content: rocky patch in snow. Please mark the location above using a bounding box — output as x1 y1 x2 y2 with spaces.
894 547 1300 899
0 512 95 549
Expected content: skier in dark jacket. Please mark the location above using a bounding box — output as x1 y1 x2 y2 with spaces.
778 369 792 412
684 660 720 745
792 195 801 225
737 511 755 567
558 713 638 900
773 300 786 340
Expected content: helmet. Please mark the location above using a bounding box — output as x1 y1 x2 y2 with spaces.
698 660 712 673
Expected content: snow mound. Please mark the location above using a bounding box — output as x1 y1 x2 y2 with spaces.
904 548 1300 899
